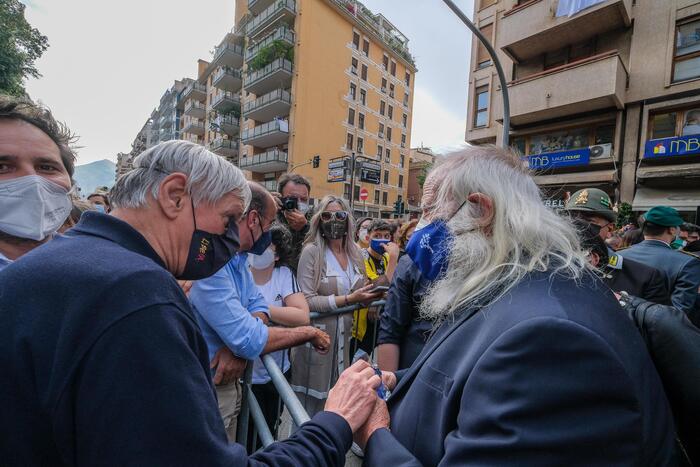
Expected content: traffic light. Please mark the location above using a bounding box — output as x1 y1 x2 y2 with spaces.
393 200 401 215
312 155 320 168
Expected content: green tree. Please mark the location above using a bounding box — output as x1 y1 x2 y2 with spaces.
0 0 48 96
616 202 633 228
417 163 432 188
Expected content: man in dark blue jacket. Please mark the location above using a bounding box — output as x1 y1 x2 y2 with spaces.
0 141 385 466
365 148 676 466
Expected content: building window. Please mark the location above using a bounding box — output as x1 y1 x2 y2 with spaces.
360 88 367 105
474 85 489 128
513 123 616 156
346 133 354 150
377 144 383 158
374 189 380 204
385 148 391 163
383 170 389 184
352 31 360 50
543 39 596 71
403 92 409 107
351 57 358 75
387 127 392 142
382 191 388 205
389 83 395 98
379 123 385 138
344 183 351 199
361 64 368 81
381 78 387 93
382 55 389 71
402 114 408 128
358 113 365 129
349 83 356 100
390 60 397 76
388 105 394 120
476 24 493 69
348 108 356 125
357 137 364 153
380 100 386 116
649 107 700 139
400 154 405 168
398 174 403 188
405 71 411 87
673 18 700 82
362 39 370 57
401 133 406 148
353 185 360 201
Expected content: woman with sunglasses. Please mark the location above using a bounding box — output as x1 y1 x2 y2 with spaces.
291 195 382 417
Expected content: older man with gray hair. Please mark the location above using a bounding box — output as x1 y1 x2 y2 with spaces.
0 140 387 466
366 146 676 466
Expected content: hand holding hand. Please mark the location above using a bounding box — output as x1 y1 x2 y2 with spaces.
353 396 390 449
210 346 247 385
325 360 382 433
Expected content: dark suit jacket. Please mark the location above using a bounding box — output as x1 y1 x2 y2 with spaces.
605 253 670 305
364 271 676 466
619 240 700 318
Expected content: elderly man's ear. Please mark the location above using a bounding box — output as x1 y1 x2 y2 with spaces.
467 192 495 228
157 173 190 220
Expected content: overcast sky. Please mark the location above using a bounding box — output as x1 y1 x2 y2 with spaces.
23 0 474 166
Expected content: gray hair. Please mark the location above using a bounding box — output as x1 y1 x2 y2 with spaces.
111 140 251 210
420 146 589 323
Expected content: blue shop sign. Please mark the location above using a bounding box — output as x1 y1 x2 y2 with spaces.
644 134 700 158
528 148 590 170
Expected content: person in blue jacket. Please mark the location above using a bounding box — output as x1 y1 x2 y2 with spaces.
0 140 386 466
365 147 676 466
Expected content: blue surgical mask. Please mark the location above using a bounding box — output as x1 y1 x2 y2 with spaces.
405 220 453 281
370 238 390 255
93 204 105 213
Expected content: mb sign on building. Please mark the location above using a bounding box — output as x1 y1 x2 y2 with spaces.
467 0 700 223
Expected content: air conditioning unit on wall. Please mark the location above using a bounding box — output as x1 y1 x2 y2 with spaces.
589 143 612 160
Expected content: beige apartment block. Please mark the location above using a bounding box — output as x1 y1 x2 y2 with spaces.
466 0 700 222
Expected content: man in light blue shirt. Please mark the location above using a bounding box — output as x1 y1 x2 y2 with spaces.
189 182 330 442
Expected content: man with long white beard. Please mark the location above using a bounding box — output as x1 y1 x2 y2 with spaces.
365 146 676 466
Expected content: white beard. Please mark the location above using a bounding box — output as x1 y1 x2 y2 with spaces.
419 226 493 323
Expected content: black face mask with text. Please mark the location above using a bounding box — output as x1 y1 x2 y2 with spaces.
177 200 241 280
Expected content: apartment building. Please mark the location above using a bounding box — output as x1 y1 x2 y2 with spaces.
152 79 192 146
407 146 435 212
467 0 700 222
230 0 417 218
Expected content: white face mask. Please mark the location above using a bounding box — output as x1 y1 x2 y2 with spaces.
298 202 310 215
0 175 72 241
358 228 369 243
248 247 276 270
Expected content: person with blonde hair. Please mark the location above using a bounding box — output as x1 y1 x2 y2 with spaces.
292 195 383 416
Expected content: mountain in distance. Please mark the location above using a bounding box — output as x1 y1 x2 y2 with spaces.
73 159 116 197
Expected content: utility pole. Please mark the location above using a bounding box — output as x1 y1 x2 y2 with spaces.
348 152 357 210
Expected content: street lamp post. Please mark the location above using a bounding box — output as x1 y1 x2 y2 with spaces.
441 0 511 147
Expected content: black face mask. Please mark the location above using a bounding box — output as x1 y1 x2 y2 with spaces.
321 219 348 240
178 200 241 280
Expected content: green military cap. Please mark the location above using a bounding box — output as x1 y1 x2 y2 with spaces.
644 206 684 227
564 188 616 222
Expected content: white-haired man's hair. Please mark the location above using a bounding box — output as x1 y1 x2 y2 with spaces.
419 146 589 323
110 140 251 210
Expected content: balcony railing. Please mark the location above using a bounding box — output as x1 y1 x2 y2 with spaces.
212 114 240 136
244 58 293 96
243 88 291 122
246 0 296 38
212 66 243 92
246 26 295 60
184 100 206 118
211 92 241 113
212 42 244 68
240 148 288 172
209 137 239 153
241 119 288 140
183 120 206 135
182 82 207 102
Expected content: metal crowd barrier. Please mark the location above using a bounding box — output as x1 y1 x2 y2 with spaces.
237 300 386 453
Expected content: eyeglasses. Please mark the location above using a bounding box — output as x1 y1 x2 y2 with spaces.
320 211 349 222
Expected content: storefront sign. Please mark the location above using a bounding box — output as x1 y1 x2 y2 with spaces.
644 134 700 159
528 148 591 170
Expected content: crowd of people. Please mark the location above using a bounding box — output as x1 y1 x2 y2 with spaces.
1 93 699 466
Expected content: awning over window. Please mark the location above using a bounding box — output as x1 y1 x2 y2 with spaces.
632 186 700 211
